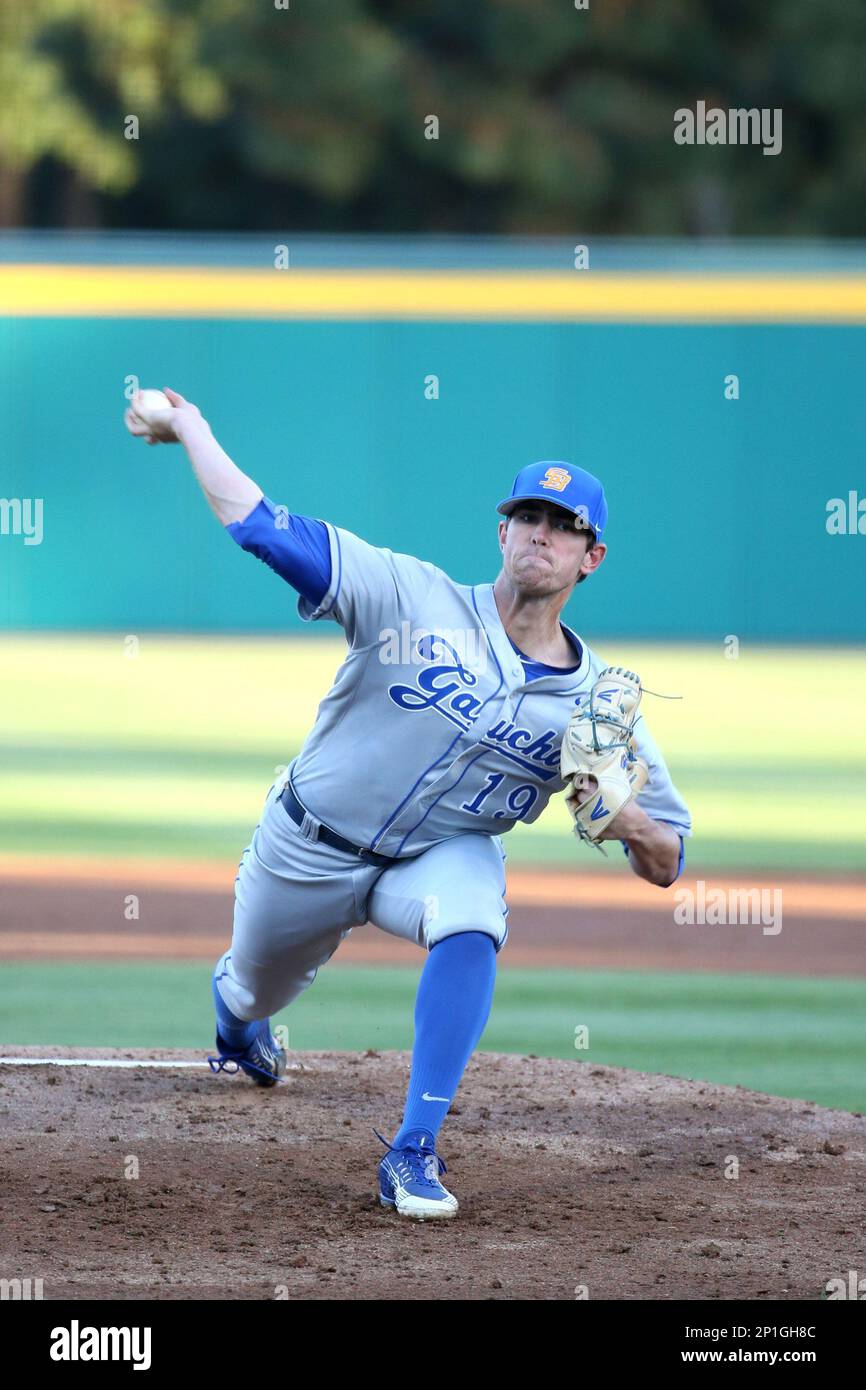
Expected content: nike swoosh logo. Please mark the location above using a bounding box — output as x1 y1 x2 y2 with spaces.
422 1092 451 1102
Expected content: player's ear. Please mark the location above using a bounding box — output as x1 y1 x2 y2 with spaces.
579 539 606 580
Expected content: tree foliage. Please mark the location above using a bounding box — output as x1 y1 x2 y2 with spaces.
1 0 864 234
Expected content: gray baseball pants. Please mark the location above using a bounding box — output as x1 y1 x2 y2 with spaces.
214 781 509 1022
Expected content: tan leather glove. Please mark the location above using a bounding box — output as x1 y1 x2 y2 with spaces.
560 667 650 854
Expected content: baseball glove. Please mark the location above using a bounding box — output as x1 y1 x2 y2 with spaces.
560 667 649 854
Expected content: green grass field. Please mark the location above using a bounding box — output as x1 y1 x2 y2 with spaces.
2 636 864 1112
2 962 864 1113
2 635 865 870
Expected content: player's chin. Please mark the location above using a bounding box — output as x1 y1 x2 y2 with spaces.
513 567 560 597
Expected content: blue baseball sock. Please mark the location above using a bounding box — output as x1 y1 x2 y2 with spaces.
212 968 259 1049
392 931 497 1150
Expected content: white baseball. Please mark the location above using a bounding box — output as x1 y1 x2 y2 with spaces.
131 388 172 426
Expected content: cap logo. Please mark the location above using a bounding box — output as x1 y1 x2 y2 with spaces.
539 467 571 493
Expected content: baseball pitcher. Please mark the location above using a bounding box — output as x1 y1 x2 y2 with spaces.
125 387 692 1221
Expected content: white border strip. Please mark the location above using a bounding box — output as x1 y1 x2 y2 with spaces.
0 1057 208 1068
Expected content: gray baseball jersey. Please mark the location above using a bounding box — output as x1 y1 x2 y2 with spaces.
288 524 692 857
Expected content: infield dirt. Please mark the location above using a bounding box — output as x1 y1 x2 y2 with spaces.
2 865 864 975
2 1046 863 1300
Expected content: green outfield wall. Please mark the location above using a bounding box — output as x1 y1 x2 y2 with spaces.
1 235 864 640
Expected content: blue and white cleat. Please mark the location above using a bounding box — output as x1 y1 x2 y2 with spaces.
208 1020 287 1088
375 1129 459 1221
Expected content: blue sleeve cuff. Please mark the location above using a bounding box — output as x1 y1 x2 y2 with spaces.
226 497 331 607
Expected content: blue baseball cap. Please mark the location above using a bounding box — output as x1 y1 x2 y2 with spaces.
496 461 608 539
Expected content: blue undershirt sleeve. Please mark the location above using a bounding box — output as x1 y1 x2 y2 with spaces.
225 496 331 607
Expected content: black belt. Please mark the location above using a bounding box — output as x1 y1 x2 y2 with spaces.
279 783 400 868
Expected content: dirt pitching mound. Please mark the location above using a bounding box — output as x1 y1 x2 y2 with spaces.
1 1047 863 1301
